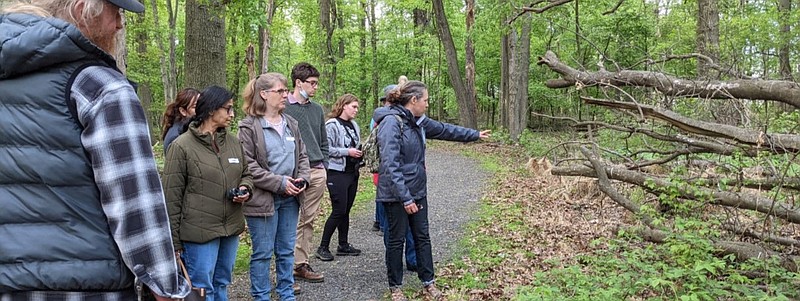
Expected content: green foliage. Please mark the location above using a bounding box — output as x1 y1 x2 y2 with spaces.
517 229 800 300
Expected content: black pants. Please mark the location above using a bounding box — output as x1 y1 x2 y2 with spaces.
384 197 433 287
320 170 359 248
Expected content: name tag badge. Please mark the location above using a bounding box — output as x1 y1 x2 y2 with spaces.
287 136 296 142
228 158 240 164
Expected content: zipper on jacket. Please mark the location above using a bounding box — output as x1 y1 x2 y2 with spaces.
213 137 229 234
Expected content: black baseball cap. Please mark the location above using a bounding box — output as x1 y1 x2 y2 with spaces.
108 0 145 13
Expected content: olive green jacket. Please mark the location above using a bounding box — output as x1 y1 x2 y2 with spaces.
163 123 253 250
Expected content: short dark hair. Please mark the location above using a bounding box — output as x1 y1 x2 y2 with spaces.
290 62 320 88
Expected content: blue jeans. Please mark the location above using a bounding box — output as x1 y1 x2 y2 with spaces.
181 234 240 301
378 201 417 267
383 198 432 287
247 195 300 301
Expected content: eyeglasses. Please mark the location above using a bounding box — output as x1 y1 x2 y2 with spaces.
303 80 319 87
221 105 234 114
265 89 290 95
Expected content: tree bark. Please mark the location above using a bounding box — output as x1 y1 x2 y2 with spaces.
184 0 227 89
368 0 379 109
432 0 478 128
320 0 338 103
150 0 178 103
695 0 719 78
260 0 277 73
509 15 531 141
580 96 800 152
537 51 800 109
465 0 477 126
552 164 800 225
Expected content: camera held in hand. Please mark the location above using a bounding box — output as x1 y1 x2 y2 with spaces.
226 187 249 201
294 179 307 190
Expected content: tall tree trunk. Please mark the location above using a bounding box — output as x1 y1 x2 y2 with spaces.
432 0 478 128
320 0 338 104
359 0 368 103
500 32 510 129
260 0 277 73
413 8 430 79
696 0 719 78
777 0 794 112
185 0 226 89
150 0 178 103
129 2 157 142
510 15 531 141
697 0 739 125
368 0 379 109
465 0 477 126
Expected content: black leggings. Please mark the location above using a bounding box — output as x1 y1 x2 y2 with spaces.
320 170 359 248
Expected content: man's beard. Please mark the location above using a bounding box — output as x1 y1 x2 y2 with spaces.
86 30 118 55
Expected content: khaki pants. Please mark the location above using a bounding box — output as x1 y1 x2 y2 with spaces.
294 167 327 266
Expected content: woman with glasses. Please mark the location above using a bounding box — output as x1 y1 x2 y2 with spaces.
238 73 310 301
161 87 199 153
163 85 253 301
315 94 363 262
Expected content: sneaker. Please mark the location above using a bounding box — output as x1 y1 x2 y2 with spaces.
423 284 444 301
370 221 381 232
336 243 362 256
293 263 324 283
390 287 408 301
406 264 417 272
315 247 334 261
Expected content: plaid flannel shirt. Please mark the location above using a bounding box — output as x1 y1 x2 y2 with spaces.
0 66 190 301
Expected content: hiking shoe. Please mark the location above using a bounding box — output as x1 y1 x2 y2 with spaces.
390 287 408 301
315 247 334 261
293 263 324 283
423 283 444 301
370 221 381 232
336 243 362 256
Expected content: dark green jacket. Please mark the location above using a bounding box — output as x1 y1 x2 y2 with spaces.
163 123 253 250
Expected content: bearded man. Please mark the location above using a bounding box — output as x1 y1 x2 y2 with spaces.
0 1 190 300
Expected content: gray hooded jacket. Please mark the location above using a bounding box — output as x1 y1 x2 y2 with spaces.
372 105 480 203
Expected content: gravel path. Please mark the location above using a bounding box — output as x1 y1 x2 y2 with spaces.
229 146 488 300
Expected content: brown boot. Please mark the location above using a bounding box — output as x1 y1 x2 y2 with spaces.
423 283 444 301
390 287 408 301
293 263 324 283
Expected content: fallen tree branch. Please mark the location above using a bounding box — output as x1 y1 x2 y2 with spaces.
634 227 799 272
537 51 800 108
579 146 654 227
721 224 800 249
530 112 755 156
581 97 800 153
637 53 752 80
551 164 800 224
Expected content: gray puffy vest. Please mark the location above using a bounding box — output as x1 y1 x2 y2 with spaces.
0 14 134 292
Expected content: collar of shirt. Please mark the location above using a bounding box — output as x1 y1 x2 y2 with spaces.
287 93 309 105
